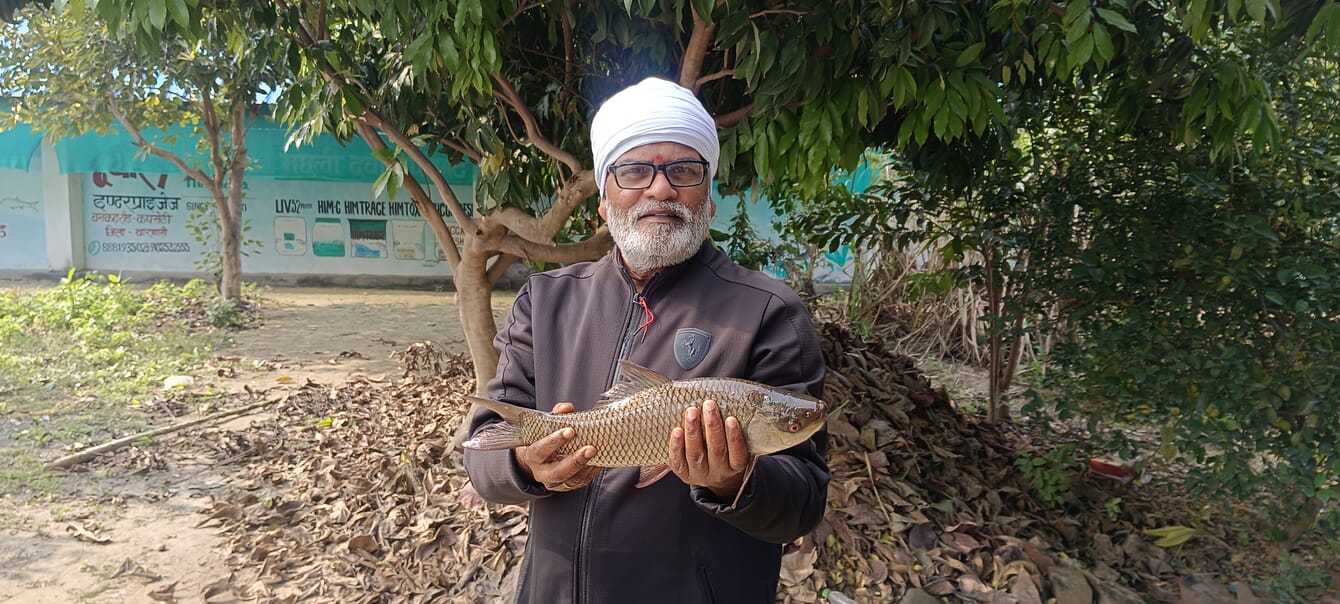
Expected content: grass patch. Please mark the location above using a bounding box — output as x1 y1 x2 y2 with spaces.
0 272 230 497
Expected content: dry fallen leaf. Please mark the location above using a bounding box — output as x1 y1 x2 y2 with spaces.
65 522 111 544
201 572 237 601
147 581 179 603
140 330 1226 604
110 557 162 582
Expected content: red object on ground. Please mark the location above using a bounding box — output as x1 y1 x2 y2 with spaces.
1089 457 1136 483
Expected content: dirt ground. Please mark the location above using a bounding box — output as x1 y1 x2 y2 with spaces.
0 286 512 604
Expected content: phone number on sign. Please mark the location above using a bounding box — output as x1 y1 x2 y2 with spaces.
97 241 191 253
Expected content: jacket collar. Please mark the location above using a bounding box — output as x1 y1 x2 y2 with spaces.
607 240 717 293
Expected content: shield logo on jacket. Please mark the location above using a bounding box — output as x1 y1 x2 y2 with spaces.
674 328 712 370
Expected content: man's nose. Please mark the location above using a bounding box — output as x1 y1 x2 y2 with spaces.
643 168 678 199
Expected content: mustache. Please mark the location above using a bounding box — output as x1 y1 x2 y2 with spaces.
631 201 691 221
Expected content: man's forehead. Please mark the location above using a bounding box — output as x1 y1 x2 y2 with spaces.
616 142 701 163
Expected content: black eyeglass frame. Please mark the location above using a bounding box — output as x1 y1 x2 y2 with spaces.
606 159 710 190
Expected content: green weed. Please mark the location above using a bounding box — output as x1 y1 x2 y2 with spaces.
0 273 226 497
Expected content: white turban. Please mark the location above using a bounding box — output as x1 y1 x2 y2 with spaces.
590 77 719 198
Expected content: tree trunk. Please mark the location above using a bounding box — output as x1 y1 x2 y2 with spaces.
456 244 501 394
220 104 248 303
1273 495 1323 555
218 190 243 302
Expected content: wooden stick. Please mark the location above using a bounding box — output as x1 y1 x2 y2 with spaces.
44 396 284 471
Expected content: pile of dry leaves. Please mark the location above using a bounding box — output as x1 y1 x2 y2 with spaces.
141 325 1244 603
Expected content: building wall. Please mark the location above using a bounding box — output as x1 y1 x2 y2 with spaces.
1 141 860 287
0 156 47 270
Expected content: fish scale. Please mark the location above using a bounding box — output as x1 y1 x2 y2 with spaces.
463 361 827 486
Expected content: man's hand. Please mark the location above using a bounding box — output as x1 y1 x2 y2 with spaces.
669 399 752 501
513 402 601 492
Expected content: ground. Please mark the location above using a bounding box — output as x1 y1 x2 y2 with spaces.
0 286 512 604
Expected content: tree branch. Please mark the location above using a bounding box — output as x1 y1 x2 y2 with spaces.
476 205 553 244
750 9 806 19
226 93 249 219
355 122 464 269
105 97 215 208
490 228 612 264
696 69 734 88
199 89 226 193
485 252 520 285
355 108 479 233
491 73 583 173
499 0 545 28
537 170 597 236
715 103 755 128
679 4 717 91
438 137 484 164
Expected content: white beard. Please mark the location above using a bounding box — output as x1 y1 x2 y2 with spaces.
606 199 712 275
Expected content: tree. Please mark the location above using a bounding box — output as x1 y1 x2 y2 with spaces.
62 0 1335 404
0 1 283 303
790 1 1340 539
224 0 904 391
240 0 1297 388
1027 40 1340 546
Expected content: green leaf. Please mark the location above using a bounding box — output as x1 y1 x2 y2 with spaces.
1143 525 1197 547
148 0 168 29
1092 24 1114 63
167 0 190 29
1246 0 1267 23
1072 33 1095 68
1064 0 1091 26
1264 290 1285 306
372 169 391 198
1094 7 1137 33
956 42 985 67
691 0 715 23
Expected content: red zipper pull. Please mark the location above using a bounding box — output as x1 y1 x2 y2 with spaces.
636 295 655 334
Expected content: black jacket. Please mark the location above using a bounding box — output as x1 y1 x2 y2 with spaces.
464 243 829 604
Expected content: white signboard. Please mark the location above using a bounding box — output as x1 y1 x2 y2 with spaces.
82 171 472 276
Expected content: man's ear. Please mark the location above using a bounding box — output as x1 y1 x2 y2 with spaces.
597 196 608 221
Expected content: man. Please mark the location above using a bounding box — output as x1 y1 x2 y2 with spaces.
463 77 828 603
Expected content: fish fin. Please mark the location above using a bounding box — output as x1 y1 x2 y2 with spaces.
599 361 672 403
461 422 524 451
635 464 672 488
730 456 759 508
467 396 529 423
461 396 531 451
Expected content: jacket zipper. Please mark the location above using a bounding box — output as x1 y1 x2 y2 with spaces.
575 279 651 604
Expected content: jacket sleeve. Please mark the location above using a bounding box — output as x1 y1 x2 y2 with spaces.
690 292 830 543
462 282 552 504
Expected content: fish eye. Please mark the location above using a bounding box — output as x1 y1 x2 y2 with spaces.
787 420 801 433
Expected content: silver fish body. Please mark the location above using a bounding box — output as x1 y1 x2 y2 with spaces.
463 361 826 477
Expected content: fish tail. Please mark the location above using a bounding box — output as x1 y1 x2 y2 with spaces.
462 396 533 451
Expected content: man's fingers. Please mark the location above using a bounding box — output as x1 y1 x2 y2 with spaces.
556 445 596 478
527 426 575 462
682 405 707 469
668 427 687 475
701 400 729 462
553 402 576 414
724 416 750 470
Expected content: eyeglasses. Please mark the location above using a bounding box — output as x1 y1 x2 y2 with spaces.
607 159 709 190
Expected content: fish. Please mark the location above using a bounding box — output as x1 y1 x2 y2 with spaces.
463 360 827 490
